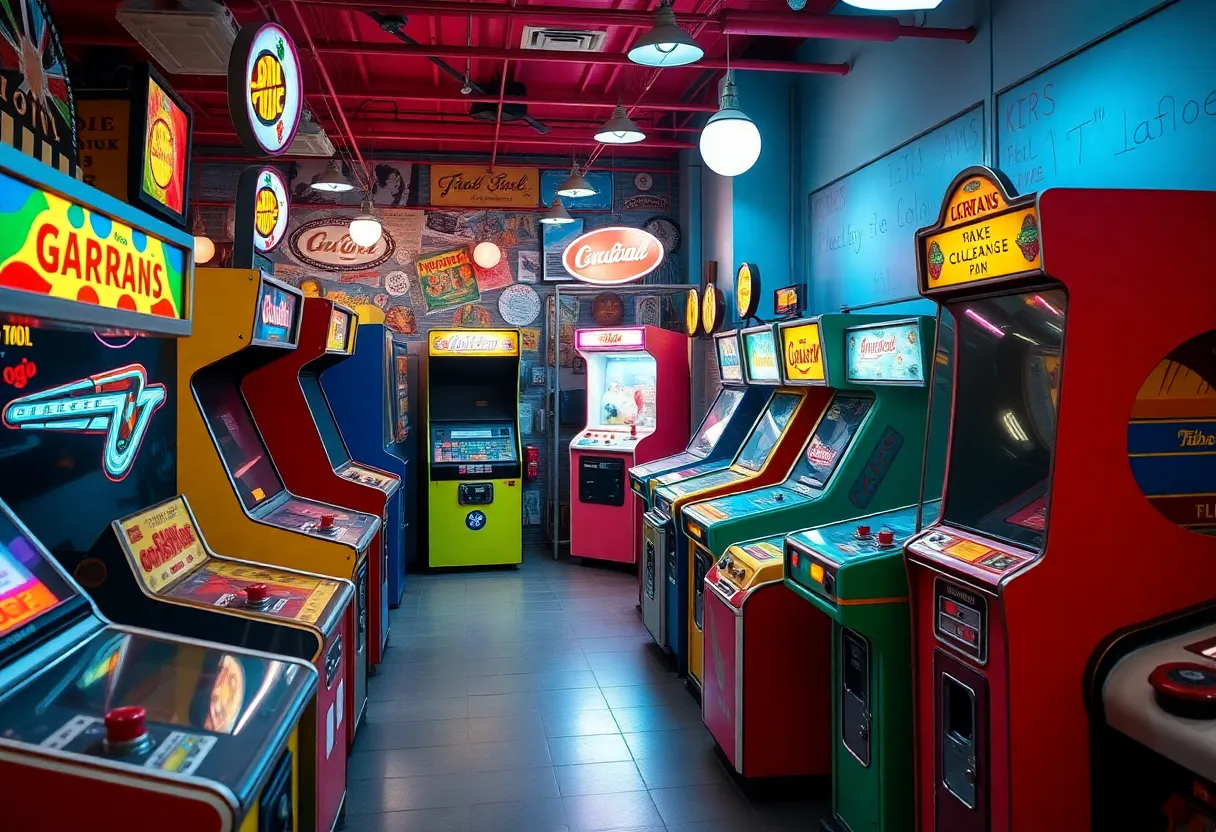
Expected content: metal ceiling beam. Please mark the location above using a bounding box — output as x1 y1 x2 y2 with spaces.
230 0 714 27
195 126 696 149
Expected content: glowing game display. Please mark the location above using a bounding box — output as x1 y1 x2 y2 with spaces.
782 322 825 383
327 307 351 352
252 281 297 344
717 335 743 382
141 76 189 221
846 322 924 384
0 540 62 635
744 328 780 382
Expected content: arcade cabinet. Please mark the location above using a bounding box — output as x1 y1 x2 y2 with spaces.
643 322 827 671
60 494 355 832
628 329 771 518
244 297 401 667
902 167 1216 831
0 140 313 831
322 324 415 605
425 329 523 568
179 268 381 747
782 318 953 832
694 314 934 780
571 325 690 565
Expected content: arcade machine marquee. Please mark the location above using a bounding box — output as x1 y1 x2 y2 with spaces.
570 325 690 565
425 329 523 568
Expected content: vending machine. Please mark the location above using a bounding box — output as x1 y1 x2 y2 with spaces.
570 326 689 565
425 329 523 568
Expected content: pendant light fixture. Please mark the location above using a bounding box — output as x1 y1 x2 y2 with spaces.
628 0 704 68
540 197 575 225
310 159 354 193
556 165 597 199
348 196 383 246
595 101 646 145
699 36 761 178
841 0 942 9
473 241 503 269
191 210 215 265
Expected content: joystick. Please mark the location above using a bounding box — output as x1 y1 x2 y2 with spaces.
856 525 872 539
246 583 270 605
876 529 896 547
319 514 335 530
104 705 150 753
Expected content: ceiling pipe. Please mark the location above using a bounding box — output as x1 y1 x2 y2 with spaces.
720 11 977 43
194 128 696 149
231 0 716 27
489 59 510 170
195 154 679 172
306 40 850 74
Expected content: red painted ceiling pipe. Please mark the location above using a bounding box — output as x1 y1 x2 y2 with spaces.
194 128 696 150
720 11 976 42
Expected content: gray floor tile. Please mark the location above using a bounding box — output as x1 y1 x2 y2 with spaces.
649 783 754 826
553 761 646 797
535 687 609 713
357 718 470 750
348 745 471 780
371 696 470 723
468 766 561 804
355 806 472 832
541 709 620 738
633 750 732 790
468 715 546 743
467 692 542 718
547 733 633 766
468 797 568 832
562 790 664 831
600 683 687 710
621 727 715 759
610 705 701 733
467 737 554 771
346 772 473 813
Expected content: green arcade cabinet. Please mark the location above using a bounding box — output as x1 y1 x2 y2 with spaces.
781 314 953 832
691 315 934 747
425 329 523 567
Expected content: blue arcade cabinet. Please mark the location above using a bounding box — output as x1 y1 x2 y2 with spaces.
322 322 413 605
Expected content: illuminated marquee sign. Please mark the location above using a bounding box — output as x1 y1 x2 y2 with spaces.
918 167 1041 293
118 497 208 593
743 328 780 383
774 285 803 317
1 364 166 482
327 307 352 353
781 322 825 384
429 329 519 356
575 328 646 350
132 65 192 228
735 263 760 320
228 21 303 157
716 334 743 382
561 226 665 286
702 283 724 335
252 280 298 344
684 287 701 337
846 322 924 384
234 165 290 269
0 166 188 321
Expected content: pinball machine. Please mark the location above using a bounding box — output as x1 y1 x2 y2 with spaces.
243 296 400 667
902 166 1216 830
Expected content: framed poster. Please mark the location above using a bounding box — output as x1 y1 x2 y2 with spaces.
542 218 584 282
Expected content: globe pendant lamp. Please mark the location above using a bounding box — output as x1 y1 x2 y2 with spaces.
311 159 354 193
628 0 704 68
540 197 575 225
473 241 502 269
595 102 645 145
556 166 597 199
842 0 942 9
191 211 215 265
699 71 761 177
349 197 383 247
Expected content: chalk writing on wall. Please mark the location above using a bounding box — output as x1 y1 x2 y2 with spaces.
997 0 1216 192
808 104 984 314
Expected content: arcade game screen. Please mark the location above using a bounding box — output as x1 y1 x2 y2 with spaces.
736 392 801 472
300 371 350 467
192 372 285 510
593 356 657 428
688 388 745 457
0 511 78 641
943 290 1066 549
432 423 517 464
743 330 780 382
788 395 873 492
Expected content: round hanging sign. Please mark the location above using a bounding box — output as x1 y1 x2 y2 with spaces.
498 284 541 327
735 263 760 320
228 21 303 157
0 0 77 175
252 167 290 254
702 283 724 335
684 287 701 337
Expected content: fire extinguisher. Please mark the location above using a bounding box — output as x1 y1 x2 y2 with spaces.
525 445 540 480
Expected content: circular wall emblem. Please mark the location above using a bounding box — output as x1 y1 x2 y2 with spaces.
253 167 290 253
702 283 723 335
735 263 760 320
466 510 487 531
148 118 175 189
634 172 653 192
643 216 681 256
684 287 701 337
384 270 411 297
498 284 541 326
228 21 303 157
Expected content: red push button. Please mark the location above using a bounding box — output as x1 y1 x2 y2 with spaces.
944 601 958 616
246 583 270 604
319 514 335 529
105 706 148 745
791 552 799 568
857 525 871 538
877 530 896 546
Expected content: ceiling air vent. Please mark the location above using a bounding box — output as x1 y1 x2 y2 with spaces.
115 0 237 76
288 111 336 158
520 26 607 53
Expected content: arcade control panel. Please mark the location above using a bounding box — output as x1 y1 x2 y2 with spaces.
573 429 642 449
709 537 785 603
260 497 379 551
432 423 518 464
337 462 399 494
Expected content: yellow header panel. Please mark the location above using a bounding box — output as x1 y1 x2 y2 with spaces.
781 322 825 384
114 497 209 593
429 328 520 356
327 305 355 354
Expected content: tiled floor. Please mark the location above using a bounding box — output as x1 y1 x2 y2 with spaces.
347 548 829 831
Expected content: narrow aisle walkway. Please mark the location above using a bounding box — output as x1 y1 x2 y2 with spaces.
347 548 828 831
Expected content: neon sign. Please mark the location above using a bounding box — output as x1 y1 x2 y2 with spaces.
575 328 646 350
2 364 166 481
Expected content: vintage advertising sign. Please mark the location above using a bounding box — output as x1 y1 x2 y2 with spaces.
429 329 519 356
846 322 924 384
118 498 208 593
234 166 289 269
743 328 780 383
735 263 760 320
781 322 825 384
136 69 191 225
0 167 188 319
919 167 1041 293
575 327 645 351
415 246 480 312
716 333 743 382
431 165 539 208
684 287 701 337
228 21 303 157
327 306 352 352
0 0 78 176
252 279 298 344
774 285 802 317
701 283 723 335
289 218 395 271
561 226 664 286
76 99 129 198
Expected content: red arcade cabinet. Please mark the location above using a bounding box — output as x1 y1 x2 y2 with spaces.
244 297 400 667
903 167 1216 831
570 326 689 564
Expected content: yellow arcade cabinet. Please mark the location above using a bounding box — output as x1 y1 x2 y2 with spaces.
425 329 523 568
178 268 381 747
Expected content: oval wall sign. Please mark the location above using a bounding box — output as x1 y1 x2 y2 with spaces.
289 218 396 271
561 226 664 286
228 21 303 157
